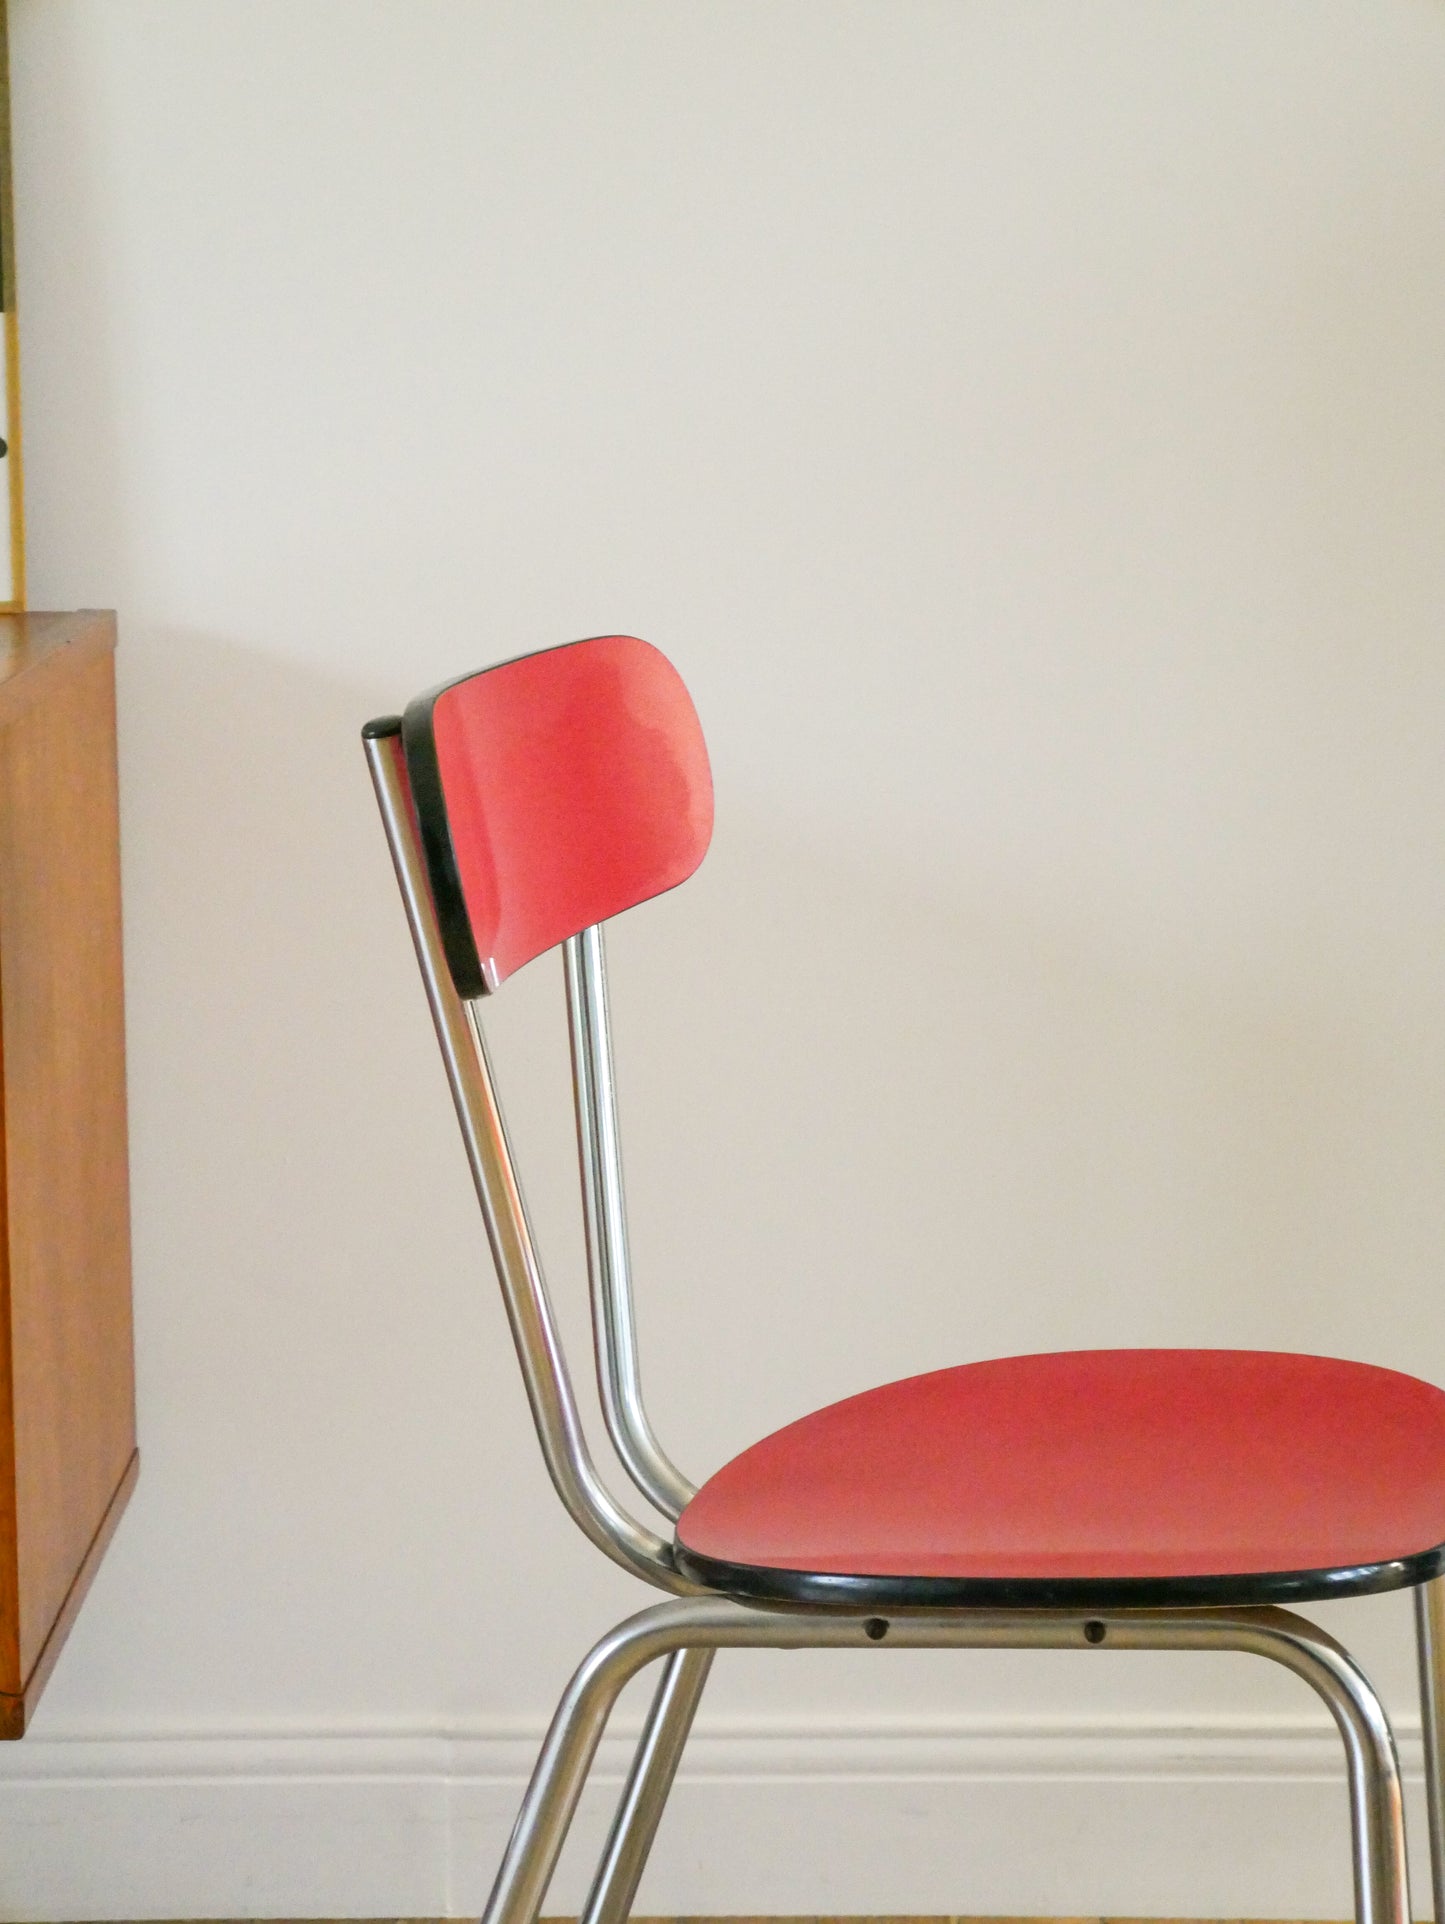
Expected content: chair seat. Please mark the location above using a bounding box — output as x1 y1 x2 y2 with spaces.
673 1348 1445 1608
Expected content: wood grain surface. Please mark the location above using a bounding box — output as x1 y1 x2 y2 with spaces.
0 610 137 1725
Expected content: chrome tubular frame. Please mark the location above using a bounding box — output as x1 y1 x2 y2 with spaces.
482 1598 1410 1924
579 1645 715 1924
364 729 695 1594
368 720 1420 1924
564 925 695 1520
1417 1576 1445 1922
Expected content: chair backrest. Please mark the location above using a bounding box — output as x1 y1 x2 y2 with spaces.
401 635 714 997
364 635 712 1595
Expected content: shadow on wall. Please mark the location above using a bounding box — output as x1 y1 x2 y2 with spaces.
63 621 1445 1727
117 623 1445 1483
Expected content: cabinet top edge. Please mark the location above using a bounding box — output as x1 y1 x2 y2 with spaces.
0 612 117 672
0 613 117 718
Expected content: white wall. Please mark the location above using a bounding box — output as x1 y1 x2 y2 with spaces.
6 0 1445 1914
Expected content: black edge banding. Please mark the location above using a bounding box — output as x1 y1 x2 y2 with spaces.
672 1538 1445 1611
401 683 490 1000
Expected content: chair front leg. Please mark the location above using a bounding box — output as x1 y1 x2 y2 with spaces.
581 1646 714 1924
1416 1576 1445 1922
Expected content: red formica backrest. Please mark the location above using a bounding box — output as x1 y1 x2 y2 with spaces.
401 636 714 996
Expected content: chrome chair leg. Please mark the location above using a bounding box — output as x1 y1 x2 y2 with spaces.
1275 1611 1410 1924
1416 1577 1445 1921
580 1646 714 1924
481 1596 1409 1924
480 1608 688 1924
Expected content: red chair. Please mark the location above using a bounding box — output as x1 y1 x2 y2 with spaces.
364 635 1445 1924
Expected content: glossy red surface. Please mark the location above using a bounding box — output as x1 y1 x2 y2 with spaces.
430 637 713 987
676 1349 1445 1583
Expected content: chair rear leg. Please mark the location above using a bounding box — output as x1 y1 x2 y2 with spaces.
1416 1577 1445 1921
580 1647 714 1924
481 1605 694 1924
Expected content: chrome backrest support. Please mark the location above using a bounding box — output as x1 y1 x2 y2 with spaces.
564 926 695 1520
365 724 695 1594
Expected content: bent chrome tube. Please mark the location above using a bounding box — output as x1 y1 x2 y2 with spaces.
579 1646 714 1924
565 925 695 1520
480 1597 1409 1924
1416 1577 1445 1924
365 729 695 1594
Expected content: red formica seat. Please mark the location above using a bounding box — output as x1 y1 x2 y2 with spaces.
676 1347 1445 1606
364 634 1445 1924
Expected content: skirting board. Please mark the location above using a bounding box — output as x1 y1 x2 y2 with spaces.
0 1716 1431 1922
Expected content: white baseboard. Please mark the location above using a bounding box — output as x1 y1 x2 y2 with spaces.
0 1714 1430 1921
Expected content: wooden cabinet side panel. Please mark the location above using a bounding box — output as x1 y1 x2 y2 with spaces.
0 864 19 1695
0 645 136 1684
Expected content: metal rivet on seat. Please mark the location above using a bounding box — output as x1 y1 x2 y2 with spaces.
1084 1619 1107 1644
863 1617 889 1641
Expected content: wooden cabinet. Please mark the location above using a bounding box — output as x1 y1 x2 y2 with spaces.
0 610 137 1735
